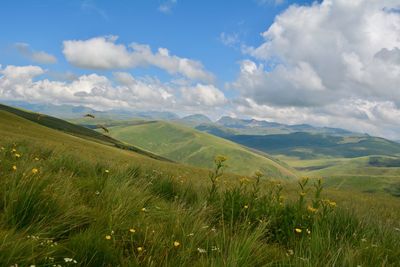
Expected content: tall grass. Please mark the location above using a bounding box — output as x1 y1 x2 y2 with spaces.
0 141 399 266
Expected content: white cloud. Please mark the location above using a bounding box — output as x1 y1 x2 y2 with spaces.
235 98 400 140
15 43 57 64
0 65 225 114
232 0 400 138
158 0 177 14
181 84 227 106
63 36 214 83
219 32 240 47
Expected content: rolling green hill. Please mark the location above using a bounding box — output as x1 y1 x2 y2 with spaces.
1 104 400 266
106 121 297 178
227 132 400 159
0 104 169 161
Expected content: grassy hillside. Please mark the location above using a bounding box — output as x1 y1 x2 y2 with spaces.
228 132 400 159
0 104 169 161
0 107 400 266
106 121 297 178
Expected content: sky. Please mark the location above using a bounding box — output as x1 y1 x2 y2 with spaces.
0 0 400 139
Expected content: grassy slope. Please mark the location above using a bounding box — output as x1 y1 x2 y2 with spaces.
0 110 215 181
1 108 400 266
106 121 297 178
228 132 400 159
0 104 169 162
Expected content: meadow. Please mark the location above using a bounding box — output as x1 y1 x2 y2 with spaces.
0 107 400 266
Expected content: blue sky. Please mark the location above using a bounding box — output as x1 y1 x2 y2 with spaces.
0 0 313 82
1 0 400 139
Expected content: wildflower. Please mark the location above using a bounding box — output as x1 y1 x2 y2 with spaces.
300 192 306 196
11 148 17 153
211 246 220 251
239 177 251 184
197 247 207 254
287 249 294 256
105 235 112 240
141 207 147 212
31 168 39 175
12 165 17 171
34 157 40 161
64 258 77 263
254 170 263 177
137 246 144 252
329 201 337 207
307 205 317 213
215 155 227 163
15 153 21 158
188 233 194 237
105 169 109 173
173 241 180 247
95 191 100 195
243 204 249 209
306 229 311 235
129 228 136 233
295 228 302 233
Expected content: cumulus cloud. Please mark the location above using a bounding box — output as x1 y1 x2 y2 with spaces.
63 36 214 83
15 43 57 64
181 84 227 106
231 0 400 139
0 65 225 114
235 98 400 140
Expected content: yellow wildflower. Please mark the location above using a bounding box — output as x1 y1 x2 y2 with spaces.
173 241 180 247
300 192 306 197
295 228 302 233
12 165 17 171
329 201 337 207
215 155 227 163
105 169 109 173
307 205 318 213
254 170 263 177
11 148 16 153
137 246 144 252
31 168 39 175
243 205 249 209
141 207 147 212
129 228 136 233
15 153 21 158
34 157 40 161
105 235 112 240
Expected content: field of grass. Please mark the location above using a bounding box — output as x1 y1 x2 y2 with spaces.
104 121 297 178
1 106 400 266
